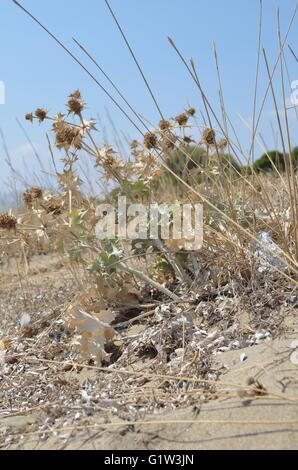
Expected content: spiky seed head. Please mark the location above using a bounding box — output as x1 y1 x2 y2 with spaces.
183 136 193 145
23 191 34 207
175 113 189 126
44 200 62 215
130 139 139 150
203 128 216 146
218 138 228 149
67 90 85 115
144 132 158 150
35 108 47 123
54 122 83 150
162 132 176 150
25 113 34 123
0 213 17 231
23 187 43 207
71 90 82 99
30 187 43 199
186 107 196 117
159 119 171 131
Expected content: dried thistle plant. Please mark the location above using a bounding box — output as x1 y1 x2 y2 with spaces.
35 108 48 123
23 187 43 208
175 113 189 126
159 119 171 131
30 187 43 199
0 213 17 231
67 90 85 115
202 128 216 146
186 107 196 117
182 136 193 145
218 138 228 150
25 112 34 123
144 132 158 150
53 121 83 151
23 191 34 208
43 200 62 215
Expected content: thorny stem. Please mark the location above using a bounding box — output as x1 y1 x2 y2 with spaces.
118 262 180 302
152 238 191 284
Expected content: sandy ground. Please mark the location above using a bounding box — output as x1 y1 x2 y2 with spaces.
0 255 297 450
2 338 298 450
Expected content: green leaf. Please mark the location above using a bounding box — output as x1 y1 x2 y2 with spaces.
70 209 87 233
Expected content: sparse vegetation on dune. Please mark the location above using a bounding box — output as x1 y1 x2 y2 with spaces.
0 0 298 451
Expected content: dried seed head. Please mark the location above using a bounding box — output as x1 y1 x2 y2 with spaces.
44 200 62 215
130 140 139 150
103 156 120 171
67 90 85 115
175 113 189 126
159 119 171 131
144 132 158 150
30 187 43 199
182 136 193 145
186 107 196 117
23 191 34 207
54 122 83 150
0 213 17 231
218 138 228 149
23 187 43 207
203 128 216 146
35 108 47 123
25 113 34 123
161 132 177 150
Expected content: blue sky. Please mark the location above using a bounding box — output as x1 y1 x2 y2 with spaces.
1 0 298 196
